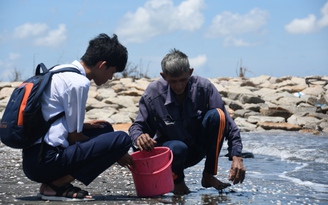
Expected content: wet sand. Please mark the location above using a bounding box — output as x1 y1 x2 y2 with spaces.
2 149 324 205
0 141 247 205
1 128 327 204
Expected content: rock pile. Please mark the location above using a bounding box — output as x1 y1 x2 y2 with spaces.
0 75 327 134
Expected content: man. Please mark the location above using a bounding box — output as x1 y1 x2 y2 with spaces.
22 33 134 201
129 48 246 195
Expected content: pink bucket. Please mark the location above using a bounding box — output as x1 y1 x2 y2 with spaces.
130 147 174 197
131 147 171 173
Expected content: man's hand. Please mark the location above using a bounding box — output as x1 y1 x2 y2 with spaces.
117 153 135 169
229 156 246 184
136 133 157 151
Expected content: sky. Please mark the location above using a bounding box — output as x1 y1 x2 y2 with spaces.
0 0 328 82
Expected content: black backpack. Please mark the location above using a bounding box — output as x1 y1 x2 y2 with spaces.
0 63 81 149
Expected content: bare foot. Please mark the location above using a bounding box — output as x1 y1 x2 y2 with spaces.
173 180 191 195
201 171 231 190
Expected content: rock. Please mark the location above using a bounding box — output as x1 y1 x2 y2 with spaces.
0 98 9 112
119 87 144 96
234 117 257 132
228 100 244 111
247 116 286 124
85 108 116 120
233 109 251 118
0 87 15 100
302 85 326 96
226 87 253 100
95 87 117 101
239 94 265 104
241 152 255 158
213 83 226 96
86 98 113 111
287 115 321 130
257 122 301 131
244 111 262 118
110 111 134 124
0 75 327 134
248 75 271 86
319 121 328 132
276 95 309 106
260 107 292 120
244 104 261 112
319 105 328 114
104 96 136 109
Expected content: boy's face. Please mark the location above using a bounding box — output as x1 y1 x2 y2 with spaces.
95 65 117 86
160 68 193 95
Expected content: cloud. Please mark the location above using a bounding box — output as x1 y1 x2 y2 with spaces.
116 0 205 44
206 8 269 37
13 23 48 39
318 1 328 27
189 54 207 68
284 14 317 34
12 23 67 47
223 37 254 47
205 8 269 47
34 24 67 47
285 1 328 34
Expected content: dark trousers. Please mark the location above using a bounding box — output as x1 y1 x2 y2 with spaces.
161 108 226 183
22 125 132 186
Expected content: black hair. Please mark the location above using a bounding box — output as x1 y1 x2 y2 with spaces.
81 33 128 72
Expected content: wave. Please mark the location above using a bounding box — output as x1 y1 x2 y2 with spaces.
239 132 328 164
279 172 328 193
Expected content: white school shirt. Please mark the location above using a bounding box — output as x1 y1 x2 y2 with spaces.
40 60 90 148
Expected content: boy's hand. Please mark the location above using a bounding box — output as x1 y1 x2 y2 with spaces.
117 153 135 169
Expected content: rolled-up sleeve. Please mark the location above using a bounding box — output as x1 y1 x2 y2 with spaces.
129 96 155 143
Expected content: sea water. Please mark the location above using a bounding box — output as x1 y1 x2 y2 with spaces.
240 131 328 204
168 131 328 205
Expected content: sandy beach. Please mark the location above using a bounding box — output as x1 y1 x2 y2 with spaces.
1 130 327 205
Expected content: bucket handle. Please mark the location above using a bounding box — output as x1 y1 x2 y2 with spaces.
129 150 173 175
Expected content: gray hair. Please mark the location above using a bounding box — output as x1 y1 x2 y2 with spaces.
161 48 190 77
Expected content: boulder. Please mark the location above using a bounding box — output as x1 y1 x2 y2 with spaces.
257 122 301 131
247 116 285 124
260 107 292 120
234 117 257 132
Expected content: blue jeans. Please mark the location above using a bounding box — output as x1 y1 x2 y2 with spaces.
23 125 132 185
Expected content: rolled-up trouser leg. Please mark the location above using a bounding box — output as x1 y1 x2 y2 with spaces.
202 108 226 175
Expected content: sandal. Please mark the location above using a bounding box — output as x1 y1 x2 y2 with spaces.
41 183 94 201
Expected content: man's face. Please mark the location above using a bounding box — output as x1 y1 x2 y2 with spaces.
161 68 193 95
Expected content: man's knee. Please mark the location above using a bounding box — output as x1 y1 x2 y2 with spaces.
163 140 188 159
203 108 225 126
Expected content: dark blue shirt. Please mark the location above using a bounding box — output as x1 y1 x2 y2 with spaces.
129 75 243 157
